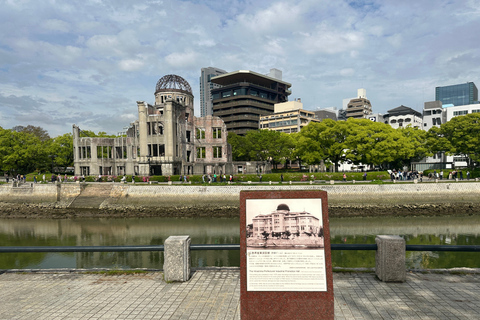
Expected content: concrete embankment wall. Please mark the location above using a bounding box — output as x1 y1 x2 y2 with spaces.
1 182 479 208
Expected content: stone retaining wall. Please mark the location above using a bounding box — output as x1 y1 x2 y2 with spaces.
1 182 479 208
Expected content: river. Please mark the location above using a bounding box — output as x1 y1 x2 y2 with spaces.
1 215 479 270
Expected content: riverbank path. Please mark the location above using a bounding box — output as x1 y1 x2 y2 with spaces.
1 269 479 319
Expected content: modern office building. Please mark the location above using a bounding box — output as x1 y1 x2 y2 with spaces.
368 112 384 124
199 67 227 117
314 107 338 122
422 100 444 131
435 82 478 106
259 99 320 133
383 105 423 129
211 69 292 135
345 88 372 119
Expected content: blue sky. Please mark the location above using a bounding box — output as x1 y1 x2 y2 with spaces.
1 0 479 137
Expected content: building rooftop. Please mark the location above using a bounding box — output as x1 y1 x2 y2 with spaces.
211 70 291 88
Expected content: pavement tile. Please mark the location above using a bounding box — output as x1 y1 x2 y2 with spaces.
1 270 480 319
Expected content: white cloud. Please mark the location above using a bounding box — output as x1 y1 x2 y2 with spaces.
119 59 145 71
42 19 70 33
165 51 199 68
0 0 479 136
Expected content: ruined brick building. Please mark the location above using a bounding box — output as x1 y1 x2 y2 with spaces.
73 74 270 177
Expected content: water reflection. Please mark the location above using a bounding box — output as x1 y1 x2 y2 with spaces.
0 217 240 269
1 215 479 269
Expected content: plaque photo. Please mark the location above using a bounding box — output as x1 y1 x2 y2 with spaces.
246 198 326 292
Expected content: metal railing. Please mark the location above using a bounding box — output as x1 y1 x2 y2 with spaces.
1 244 479 253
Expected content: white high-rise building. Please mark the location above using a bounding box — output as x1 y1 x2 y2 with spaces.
200 67 227 117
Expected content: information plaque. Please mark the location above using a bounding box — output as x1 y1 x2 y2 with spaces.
240 190 334 320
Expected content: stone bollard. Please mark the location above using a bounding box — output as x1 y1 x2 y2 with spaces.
352 180 355 184
375 235 406 282
168 181 172 185
269 181 272 185
330 180 334 185
455 178 459 182
289 181 292 185
414 179 418 184
310 180 313 185
164 236 191 282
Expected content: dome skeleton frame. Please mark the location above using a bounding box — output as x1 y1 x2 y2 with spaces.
155 74 193 95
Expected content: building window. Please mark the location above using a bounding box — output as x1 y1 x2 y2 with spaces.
213 146 222 158
473 109 480 113
196 128 205 139
212 127 222 139
453 110 468 116
197 147 206 159
221 91 231 98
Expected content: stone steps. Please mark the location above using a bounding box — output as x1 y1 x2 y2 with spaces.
68 184 113 209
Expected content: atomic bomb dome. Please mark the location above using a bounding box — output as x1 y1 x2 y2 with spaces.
155 74 192 95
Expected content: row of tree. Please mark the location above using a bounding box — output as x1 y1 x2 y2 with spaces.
0 125 112 176
228 114 480 170
2 113 479 175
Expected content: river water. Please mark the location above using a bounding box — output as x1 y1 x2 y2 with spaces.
1 216 479 270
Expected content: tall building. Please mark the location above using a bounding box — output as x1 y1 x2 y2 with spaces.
259 99 320 133
211 69 291 135
344 88 372 119
435 82 478 106
199 67 227 117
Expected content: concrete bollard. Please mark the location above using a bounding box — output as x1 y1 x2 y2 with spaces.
330 180 334 185
269 181 272 185
414 179 418 184
164 236 191 282
168 181 172 185
375 235 406 282
352 180 355 184
289 181 292 185
310 180 313 185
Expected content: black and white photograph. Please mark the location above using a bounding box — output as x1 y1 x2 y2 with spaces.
246 198 324 249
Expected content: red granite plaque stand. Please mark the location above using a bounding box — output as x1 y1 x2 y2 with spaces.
240 190 334 320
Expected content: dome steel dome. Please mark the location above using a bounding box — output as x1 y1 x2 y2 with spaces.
276 203 290 211
155 74 192 95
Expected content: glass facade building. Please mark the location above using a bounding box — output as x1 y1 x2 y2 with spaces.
435 82 478 106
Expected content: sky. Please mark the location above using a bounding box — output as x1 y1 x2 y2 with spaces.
1 0 479 137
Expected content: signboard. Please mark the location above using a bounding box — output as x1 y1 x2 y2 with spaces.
240 190 334 320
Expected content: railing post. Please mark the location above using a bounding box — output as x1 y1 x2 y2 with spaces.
375 235 406 282
164 235 191 282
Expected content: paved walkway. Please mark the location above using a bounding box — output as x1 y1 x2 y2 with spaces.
1 269 479 319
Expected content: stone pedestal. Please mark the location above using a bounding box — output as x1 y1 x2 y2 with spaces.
375 235 405 282
164 236 191 282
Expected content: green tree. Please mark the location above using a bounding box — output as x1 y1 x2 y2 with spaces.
0 128 49 174
12 125 51 142
227 132 249 161
49 133 74 171
429 113 480 168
